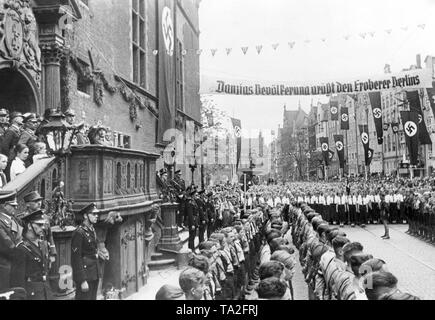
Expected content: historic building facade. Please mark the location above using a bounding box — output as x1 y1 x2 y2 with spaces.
0 0 201 299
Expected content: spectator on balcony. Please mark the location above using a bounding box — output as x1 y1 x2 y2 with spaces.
1 112 24 181
0 108 9 137
32 142 49 163
9 144 29 182
18 113 39 167
88 126 112 147
0 154 8 188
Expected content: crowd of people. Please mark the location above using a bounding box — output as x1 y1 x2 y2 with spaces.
153 176 433 300
0 107 117 187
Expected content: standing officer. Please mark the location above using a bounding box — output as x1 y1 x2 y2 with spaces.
206 192 216 238
0 192 22 291
196 190 208 244
172 170 186 228
9 209 53 300
71 203 101 300
19 191 57 266
380 193 390 240
185 189 199 251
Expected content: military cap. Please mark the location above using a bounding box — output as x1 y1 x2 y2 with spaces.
174 170 181 175
43 108 59 119
21 209 46 224
9 111 23 121
0 191 18 206
159 168 167 175
23 113 38 123
0 109 8 116
79 203 100 216
64 109 76 117
23 191 44 203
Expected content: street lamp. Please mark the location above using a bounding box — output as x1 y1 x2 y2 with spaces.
39 111 79 156
189 156 197 186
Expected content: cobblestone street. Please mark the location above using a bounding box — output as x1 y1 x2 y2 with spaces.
340 224 435 300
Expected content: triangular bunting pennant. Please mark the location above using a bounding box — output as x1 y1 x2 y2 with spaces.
304 39 311 44
288 41 296 49
256 45 263 54
272 43 280 50
211 49 218 56
241 46 249 55
344 35 351 40
369 31 375 37
321 38 326 42
418 24 426 29
359 33 366 39
225 48 232 55
385 29 392 35
401 26 409 31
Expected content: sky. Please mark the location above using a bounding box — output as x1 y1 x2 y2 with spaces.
199 0 435 140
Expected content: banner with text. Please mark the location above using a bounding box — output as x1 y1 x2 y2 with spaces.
200 69 433 96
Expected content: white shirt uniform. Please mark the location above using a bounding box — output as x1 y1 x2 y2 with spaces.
319 195 326 205
357 195 363 205
326 196 334 205
341 195 347 205
374 194 381 204
311 196 318 204
305 196 311 204
297 196 304 204
334 195 341 205
348 195 353 205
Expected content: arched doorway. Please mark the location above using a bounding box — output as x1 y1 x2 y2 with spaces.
0 65 40 114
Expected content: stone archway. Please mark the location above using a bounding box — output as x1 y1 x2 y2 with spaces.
0 63 41 114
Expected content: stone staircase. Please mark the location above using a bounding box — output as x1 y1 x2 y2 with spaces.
148 227 193 271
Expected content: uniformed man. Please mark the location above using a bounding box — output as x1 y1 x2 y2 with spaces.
171 170 186 228
18 113 39 167
185 189 199 251
71 203 101 300
206 192 216 238
19 191 57 266
0 192 22 291
1 112 24 180
380 193 390 240
9 209 53 300
196 190 208 244
0 109 9 137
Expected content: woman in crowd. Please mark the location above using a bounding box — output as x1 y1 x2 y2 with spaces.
10 144 29 181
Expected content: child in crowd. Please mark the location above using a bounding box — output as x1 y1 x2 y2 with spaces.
10 144 29 181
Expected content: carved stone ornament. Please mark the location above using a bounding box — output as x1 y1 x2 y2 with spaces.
0 0 41 86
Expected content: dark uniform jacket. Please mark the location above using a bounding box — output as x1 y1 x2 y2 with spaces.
9 238 53 300
0 212 22 272
206 200 216 223
1 124 21 161
185 198 199 228
196 197 208 225
71 224 100 285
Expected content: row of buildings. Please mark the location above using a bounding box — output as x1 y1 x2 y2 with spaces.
272 55 435 181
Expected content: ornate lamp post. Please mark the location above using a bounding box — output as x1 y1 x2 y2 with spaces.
189 156 197 186
163 147 176 180
39 110 80 156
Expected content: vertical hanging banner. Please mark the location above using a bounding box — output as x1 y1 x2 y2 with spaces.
406 91 432 145
367 148 374 166
400 111 419 165
158 1 176 143
319 137 330 165
359 125 370 166
426 84 435 118
330 101 339 121
334 135 345 169
320 104 329 122
368 92 384 145
341 107 350 130
231 118 242 170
